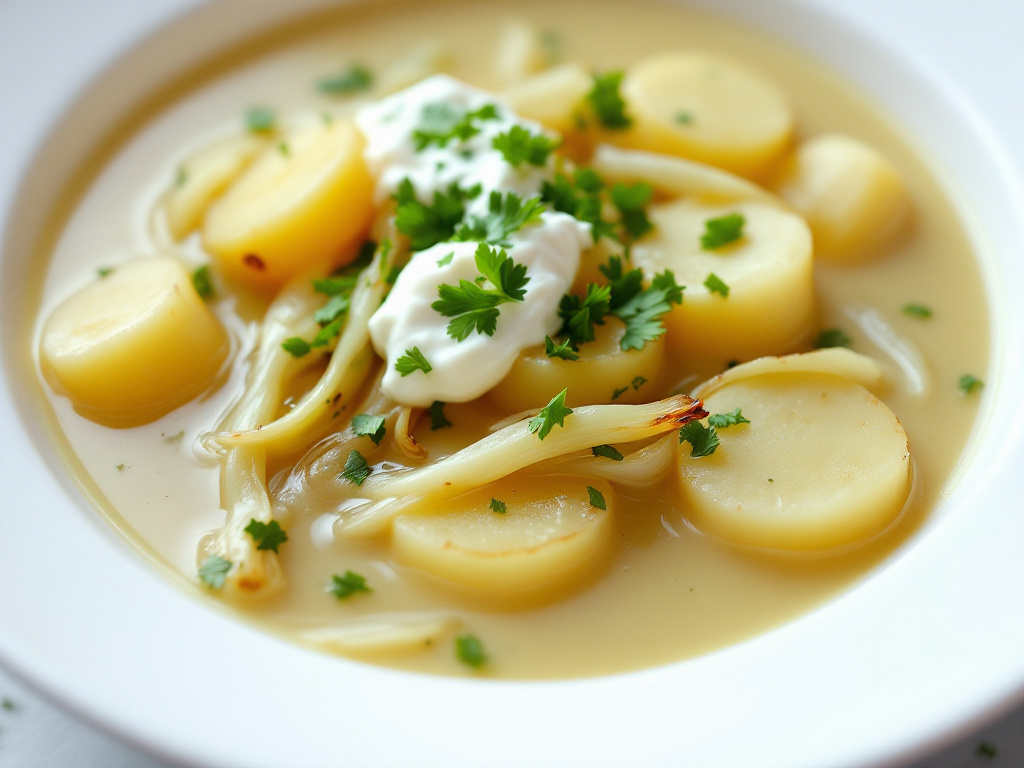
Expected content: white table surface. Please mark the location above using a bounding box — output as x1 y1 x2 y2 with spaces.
2 1 1023 767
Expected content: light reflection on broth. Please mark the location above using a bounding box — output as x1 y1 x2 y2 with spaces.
31 0 987 679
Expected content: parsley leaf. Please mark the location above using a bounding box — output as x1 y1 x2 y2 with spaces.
191 265 214 299
613 270 685 350
329 570 372 599
282 338 311 359
903 303 933 318
679 422 720 458
352 413 387 445
455 633 487 669
198 556 232 589
708 408 750 428
591 444 624 461
245 106 276 133
587 71 632 129
317 64 373 95
453 191 546 247
704 272 730 298
393 178 480 251
492 125 561 167
700 212 745 250
342 449 372 485
395 347 432 376
432 244 530 340
587 485 607 510
610 181 653 241
545 335 579 361
436 251 454 267
558 283 611 346
489 498 507 514
428 400 452 430
97 266 114 278
813 328 852 349
244 519 288 552
528 388 573 440
541 169 615 243
611 386 629 400
958 374 983 395
412 102 499 150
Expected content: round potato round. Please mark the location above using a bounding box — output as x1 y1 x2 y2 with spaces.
678 373 911 551
392 477 615 595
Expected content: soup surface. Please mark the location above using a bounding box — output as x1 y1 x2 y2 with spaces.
31 0 988 679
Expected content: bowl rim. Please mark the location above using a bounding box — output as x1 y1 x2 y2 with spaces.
2 0 1024 767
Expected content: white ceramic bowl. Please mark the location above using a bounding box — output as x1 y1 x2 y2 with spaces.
2 1 1024 766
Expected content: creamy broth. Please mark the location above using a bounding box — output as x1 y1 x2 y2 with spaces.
32 0 987 678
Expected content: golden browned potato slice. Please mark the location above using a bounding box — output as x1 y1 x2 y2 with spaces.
392 476 615 595
632 198 814 361
203 118 373 289
678 373 911 551
489 317 665 411
39 257 228 423
618 52 794 178
773 133 911 263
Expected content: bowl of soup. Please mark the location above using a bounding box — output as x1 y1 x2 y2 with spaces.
2 0 1023 766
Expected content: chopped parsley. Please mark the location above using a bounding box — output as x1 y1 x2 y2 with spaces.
412 102 499 150
1 698 16 712
975 742 997 759
613 270 685 350
436 251 454 267
432 244 530 340
813 328 853 349
317 64 373 95
631 376 647 390
175 166 188 187
492 125 561 167
958 374 984 395
700 212 745 250
675 112 694 125
704 272 729 298
902 303 933 318
278 141 290 157
609 181 653 241
611 386 629 400
679 422 720 458
244 519 288 553
341 449 372 485
455 633 487 669
587 486 607 510
708 408 750 428
489 498 507 514
245 106 276 133
557 283 611 347
428 400 453 430
352 413 387 445
191 265 214 299
395 347 433 376
198 555 232 589
282 337 312 358
591 444 624 461
115 463 126 471
453 191 546 247
587 71 632 129
96 266 113 278
329 570 372 599
545 335 579 361
541 168 615 243
528 388 573 440
394 178 480 251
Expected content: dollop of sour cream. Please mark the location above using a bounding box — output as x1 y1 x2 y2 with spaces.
357 76 590 407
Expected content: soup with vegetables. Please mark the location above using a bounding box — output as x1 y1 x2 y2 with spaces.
32 0 988 679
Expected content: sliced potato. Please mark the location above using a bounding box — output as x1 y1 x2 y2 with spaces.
392 476 615 595
678 373 911 551
203 118 373 289
488 316 665 412
502 63 592 134
493 20 546 87
40 257 228 424
632 198 814 361
773 133 910 262
165 134 267 241
301 613 460 656
618 52 794 178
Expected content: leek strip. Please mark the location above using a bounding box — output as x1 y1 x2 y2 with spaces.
591 144 781 206
212 245 390 450
543 433 676 487
357 395 707 502
300 612 461 655
843 304 929 397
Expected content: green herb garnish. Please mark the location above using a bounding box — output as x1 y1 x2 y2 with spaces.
329 570 372 599
591 444 624 461
282 337 312 358
244 519 288 552
609 181 653 241
395 347 433 376
902 303 933 318
341 449 372 485
453 191 546 247
455 633 487 669
489 498 507 514
245 106 276 133
428 400 452 430
679 422 720 458
492 125 561 167
587 486 607 510
587 71 632 129
708 408 750 428
958 374 984 395
432 244 530 340
393 178 480 251
813 328 852 349
412 102 499 150
191 265 214 299
528 388 573 440
545 335 580 361
704 272 729 298
700 212 745 250
352 414 387 445
198 556 232 589
317 64 373 95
